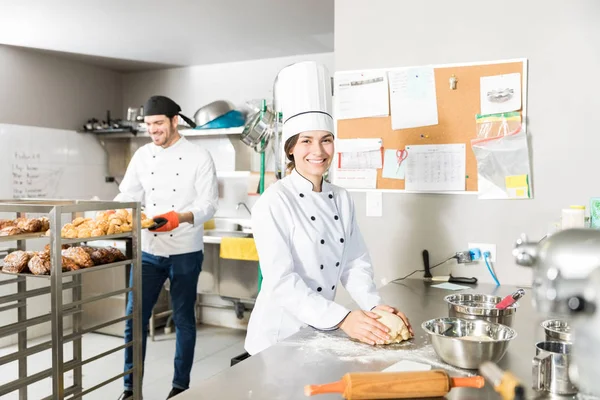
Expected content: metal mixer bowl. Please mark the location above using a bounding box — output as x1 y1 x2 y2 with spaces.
444 293 518 326
194 100 235 127
542 319 572 342
422 317 516 369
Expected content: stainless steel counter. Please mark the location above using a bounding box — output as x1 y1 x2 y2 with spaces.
178 279 557 400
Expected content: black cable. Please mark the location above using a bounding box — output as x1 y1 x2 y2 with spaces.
391 255 458 282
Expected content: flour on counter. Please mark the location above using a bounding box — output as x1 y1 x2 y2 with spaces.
283 331 475 377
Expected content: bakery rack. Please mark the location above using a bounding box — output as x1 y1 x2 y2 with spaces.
0 199 143 400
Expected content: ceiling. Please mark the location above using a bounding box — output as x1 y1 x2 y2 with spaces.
0 0 334 72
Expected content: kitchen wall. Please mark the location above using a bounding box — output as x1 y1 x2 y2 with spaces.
333 0 600 306
0 45 122 131
0 45 124 347
122 52 335 174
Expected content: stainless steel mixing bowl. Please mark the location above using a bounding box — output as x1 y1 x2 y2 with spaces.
422 317 517 369
444 293 518 327
541 319 572 342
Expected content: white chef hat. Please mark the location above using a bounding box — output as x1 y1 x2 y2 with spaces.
276 61 334 143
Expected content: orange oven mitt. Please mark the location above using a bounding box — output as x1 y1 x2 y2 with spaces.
149 211 180 232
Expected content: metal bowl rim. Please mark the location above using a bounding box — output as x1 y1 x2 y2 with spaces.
421 317 518 342
444 293 519 316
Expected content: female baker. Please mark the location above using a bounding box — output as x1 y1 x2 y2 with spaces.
244 61 413 355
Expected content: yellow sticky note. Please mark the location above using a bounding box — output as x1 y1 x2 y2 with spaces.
505 175 530 199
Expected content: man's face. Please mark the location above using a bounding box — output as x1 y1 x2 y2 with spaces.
145 115 178 147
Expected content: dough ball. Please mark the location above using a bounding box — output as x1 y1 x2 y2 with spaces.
372 309 412 344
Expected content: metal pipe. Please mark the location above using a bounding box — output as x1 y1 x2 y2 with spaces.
0 302 25 313
63 315 131 343
0 281 79 305
40 384 80 400
0 340 53 365
69 369 133 400
63 342 132 372
0 306 81 338
63 287 131 309
0 359 76 397
50 206 65 399
0 278 21 287
72 271 83 397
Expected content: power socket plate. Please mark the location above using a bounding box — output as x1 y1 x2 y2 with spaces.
468 243 496 263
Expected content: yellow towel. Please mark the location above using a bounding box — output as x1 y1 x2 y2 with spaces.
204 219 216 230
220 237 259 261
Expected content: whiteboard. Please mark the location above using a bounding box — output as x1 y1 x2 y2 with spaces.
0 123 119 203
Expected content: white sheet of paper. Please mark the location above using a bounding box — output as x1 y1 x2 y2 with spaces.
336 138 383 153
405 144 466 191
336 138 383 169
382 360 432 373
333 169 377 189
431 282 471 291
366 191 382 217
388 67 438 130
335 72 390 120
480 73 521 115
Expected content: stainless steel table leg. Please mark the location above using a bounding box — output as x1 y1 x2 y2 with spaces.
17 276 27 400
72 273 83 397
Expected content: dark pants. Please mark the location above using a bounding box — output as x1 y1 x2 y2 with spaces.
124 250 203 391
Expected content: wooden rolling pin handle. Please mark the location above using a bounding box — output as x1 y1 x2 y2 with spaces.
451 376 485 389
304 380 346 396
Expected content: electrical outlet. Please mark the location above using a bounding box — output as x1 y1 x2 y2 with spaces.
468 243 496 263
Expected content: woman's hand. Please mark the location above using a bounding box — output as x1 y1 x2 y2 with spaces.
373 304 414 336
339 310 391 345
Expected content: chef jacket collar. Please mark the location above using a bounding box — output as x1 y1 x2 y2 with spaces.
150 135 186 153
290 168 332 194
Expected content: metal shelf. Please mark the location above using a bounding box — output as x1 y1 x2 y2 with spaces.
0 199 143 400
88 126 244 139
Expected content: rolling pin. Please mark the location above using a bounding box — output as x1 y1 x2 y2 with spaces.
304 370 485 399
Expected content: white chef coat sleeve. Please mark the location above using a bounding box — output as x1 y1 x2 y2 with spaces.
188 150 218 227
339 196 382 311
252 193 350 330
114 150 144 203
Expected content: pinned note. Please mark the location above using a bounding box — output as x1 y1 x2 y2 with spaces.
382 149 406 180
405 144 466 191
335 72 390 120
388 67 439 130
480 73 522 115
333 169 377 189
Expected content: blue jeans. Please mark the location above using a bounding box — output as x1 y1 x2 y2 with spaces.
124 250 203 391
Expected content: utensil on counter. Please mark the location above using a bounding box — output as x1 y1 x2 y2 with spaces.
304 370 484 399
541 319 572 342
444 293 518 326
422 249 478 285
479 361 525 400
533 341 578 395
496 289 525 310
422 317 516 369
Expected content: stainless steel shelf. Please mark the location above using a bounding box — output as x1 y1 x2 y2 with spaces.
1 258 134 278
0 199 143 400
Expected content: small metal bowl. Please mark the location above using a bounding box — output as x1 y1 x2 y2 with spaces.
444 293 518 327
422 317 517 369
541 319 572 342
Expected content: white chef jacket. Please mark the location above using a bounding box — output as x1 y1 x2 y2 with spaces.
114 136 218 257
244 169 382 355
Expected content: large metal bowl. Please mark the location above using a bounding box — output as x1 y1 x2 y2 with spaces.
422 317 517 369
194 100 235 127
444 293 518 327
541 319 572 342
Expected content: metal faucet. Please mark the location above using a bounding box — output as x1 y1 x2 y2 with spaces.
236 202 251 216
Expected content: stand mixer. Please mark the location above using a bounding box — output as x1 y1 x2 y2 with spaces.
513 228 600 396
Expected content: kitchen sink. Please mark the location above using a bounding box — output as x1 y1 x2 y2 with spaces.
204 230 253 238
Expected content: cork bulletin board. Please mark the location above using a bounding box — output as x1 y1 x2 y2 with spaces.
335 59 528 192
